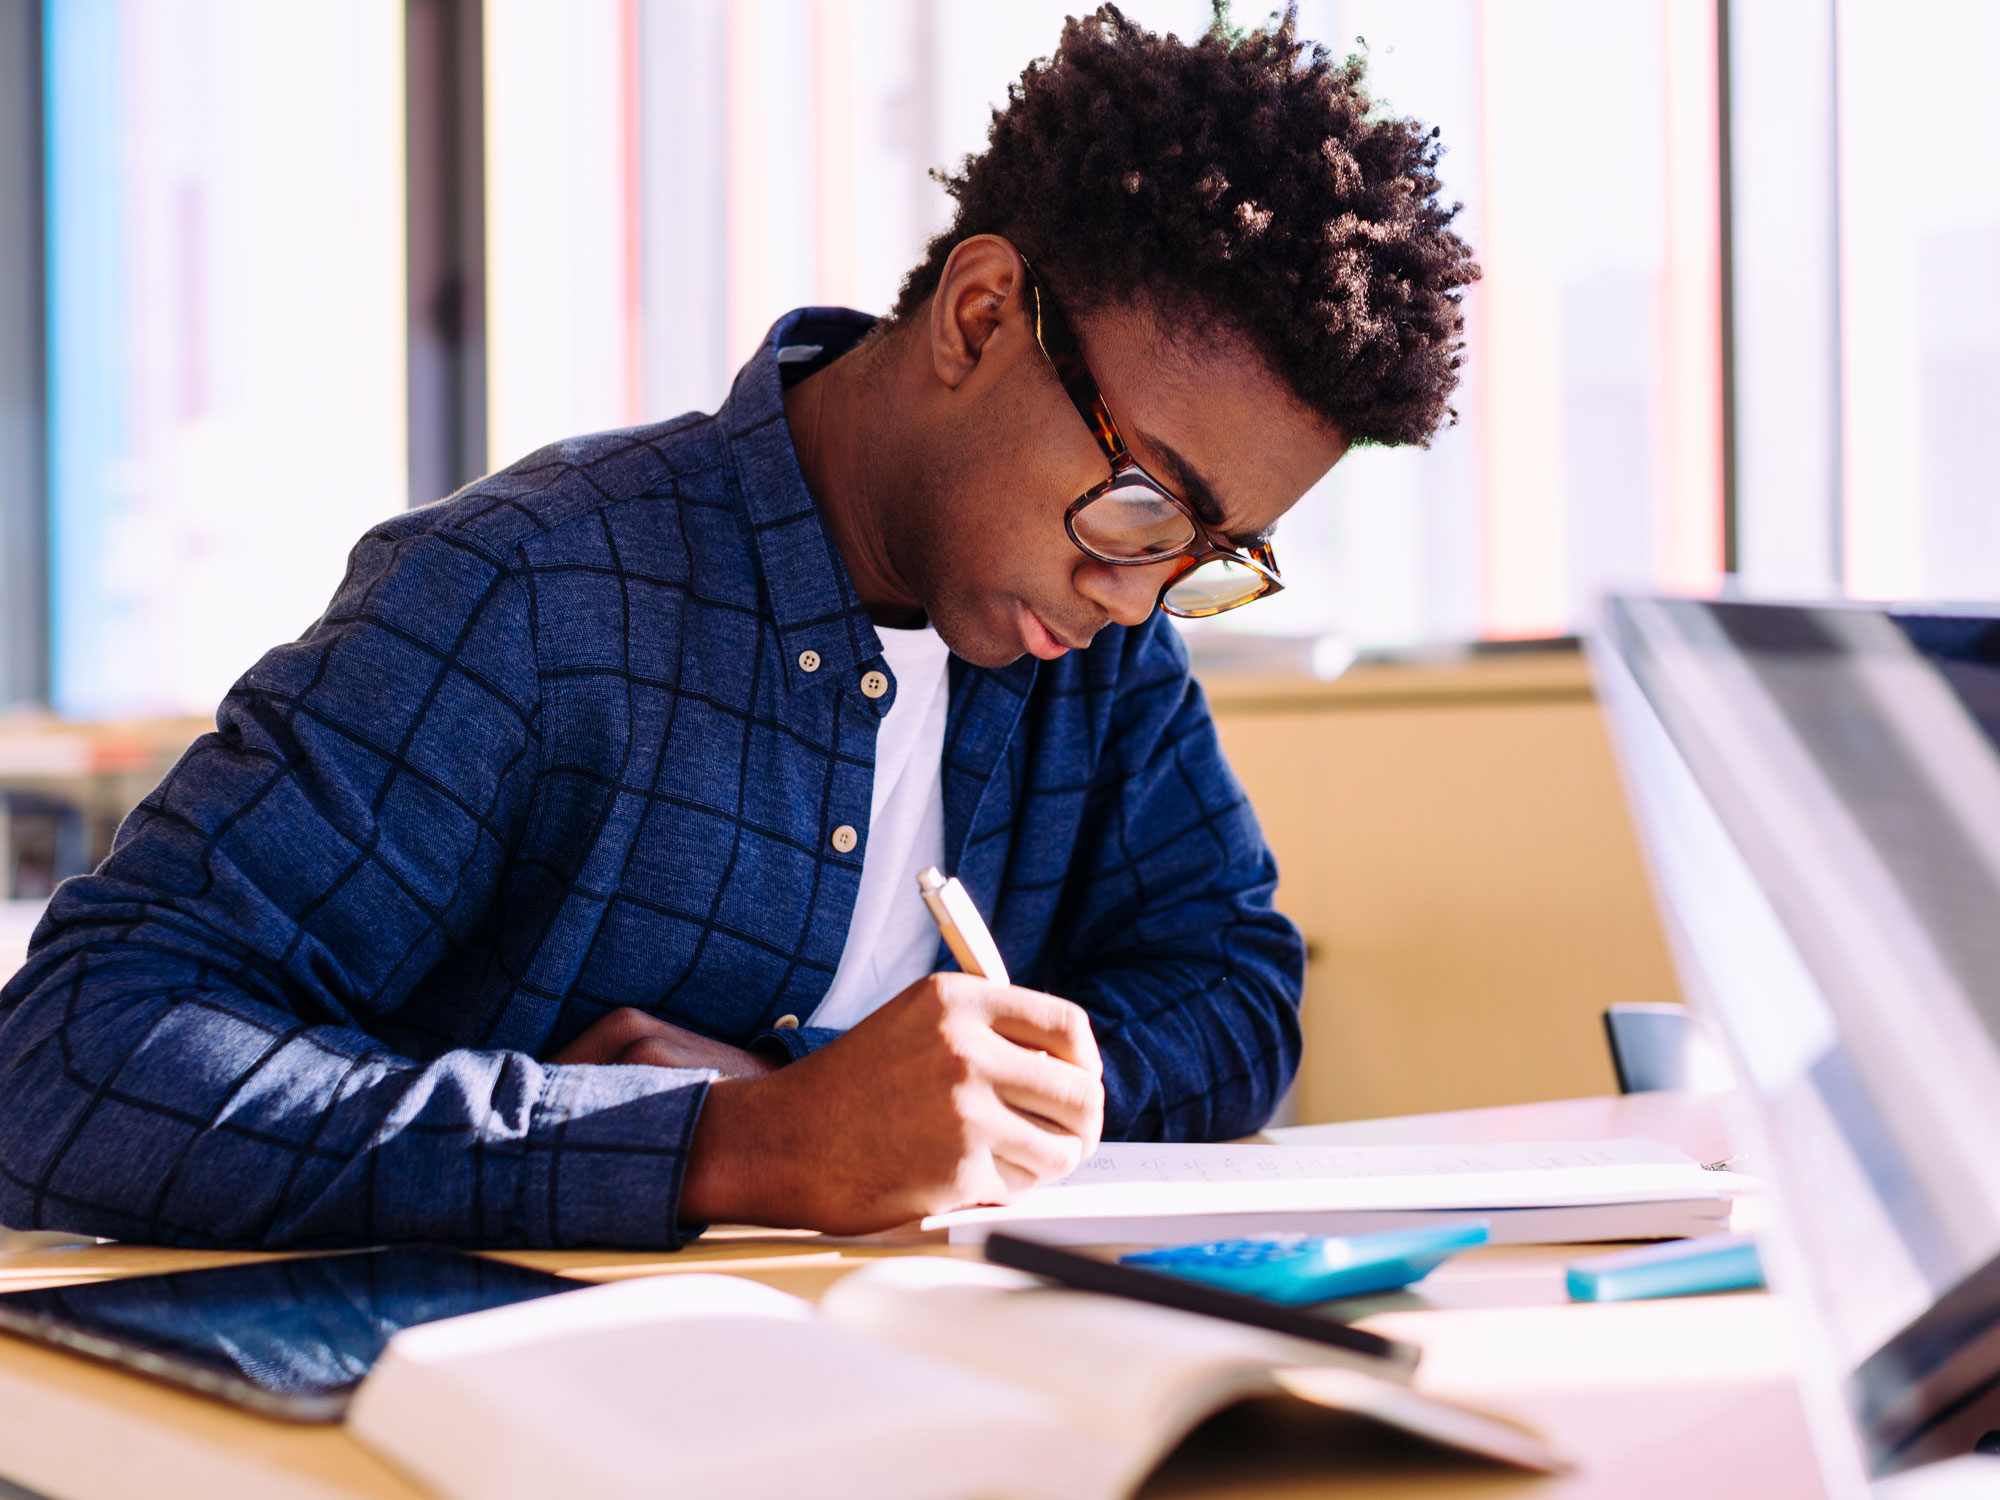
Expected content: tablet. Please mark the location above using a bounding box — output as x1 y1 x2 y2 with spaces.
0 1245 578 1421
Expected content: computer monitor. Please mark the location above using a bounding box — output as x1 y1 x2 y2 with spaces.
1592 597 2000 1484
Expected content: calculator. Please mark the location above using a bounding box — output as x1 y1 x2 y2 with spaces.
1120 1221 1490 1305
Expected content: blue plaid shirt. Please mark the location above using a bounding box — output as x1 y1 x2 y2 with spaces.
0 310 1303 1250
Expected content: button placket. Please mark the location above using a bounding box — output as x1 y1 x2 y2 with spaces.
834 665 892 859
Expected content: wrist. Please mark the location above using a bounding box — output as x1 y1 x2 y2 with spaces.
679 1073 796 1228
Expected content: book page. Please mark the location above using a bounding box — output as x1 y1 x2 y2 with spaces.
924 1138 1743 1232
352 1274 1125 1500
821 1257 1370 1476
822 1259 1567 1482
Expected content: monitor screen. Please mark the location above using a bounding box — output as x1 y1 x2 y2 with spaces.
1597 598 2000 1474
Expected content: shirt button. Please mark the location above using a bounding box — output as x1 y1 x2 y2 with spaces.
860 669 889 699
773 1014 800 1030
798 649 821 673
830 824 858 853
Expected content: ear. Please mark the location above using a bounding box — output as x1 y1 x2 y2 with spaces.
926 234 1030 391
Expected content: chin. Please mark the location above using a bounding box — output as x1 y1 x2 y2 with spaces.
939 625 1028 671
923 597 1032 670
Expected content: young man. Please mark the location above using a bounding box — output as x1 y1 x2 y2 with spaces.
0 9 1476 1247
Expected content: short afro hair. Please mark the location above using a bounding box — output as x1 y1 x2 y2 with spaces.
893 4 1481 447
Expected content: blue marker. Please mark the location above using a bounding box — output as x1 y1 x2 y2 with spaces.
1565 1232 1763 1302
1120 1220 1490 1306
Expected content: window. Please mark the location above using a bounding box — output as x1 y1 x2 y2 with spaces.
44 0 406 718
23 1 2000 721
1837 0 2000 602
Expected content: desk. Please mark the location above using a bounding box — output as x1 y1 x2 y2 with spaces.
0 1094 1827 1500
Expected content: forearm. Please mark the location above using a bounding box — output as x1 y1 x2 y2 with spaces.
0 940 714 1250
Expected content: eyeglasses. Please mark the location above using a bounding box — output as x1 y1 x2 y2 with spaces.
1023 262 1283 619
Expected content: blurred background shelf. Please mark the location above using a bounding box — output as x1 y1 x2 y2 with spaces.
0 714 208 880
0 714 208 979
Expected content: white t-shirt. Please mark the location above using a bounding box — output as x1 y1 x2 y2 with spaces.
807 623 952 1030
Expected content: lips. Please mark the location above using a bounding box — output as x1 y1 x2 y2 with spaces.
1017 602 1081 660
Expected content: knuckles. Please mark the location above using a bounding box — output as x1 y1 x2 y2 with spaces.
1049 1001 1105 1076
601 1007 665 1047
617 1037 682 1069
923 971 988 1017
1058 1072 1108 1129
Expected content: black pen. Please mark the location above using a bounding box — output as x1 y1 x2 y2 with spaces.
982 1231 1421 1377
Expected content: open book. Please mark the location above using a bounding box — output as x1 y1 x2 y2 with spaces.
924 1138 1747 1246
348 1256 1563 1500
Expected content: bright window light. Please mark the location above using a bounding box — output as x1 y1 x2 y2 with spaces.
483 0 640 471
46 0 406 720
1838 0 2000 603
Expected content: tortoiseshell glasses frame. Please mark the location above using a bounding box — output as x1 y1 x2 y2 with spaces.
1022 261 1284 619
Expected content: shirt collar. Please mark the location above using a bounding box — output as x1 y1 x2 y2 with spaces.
717 306 885 693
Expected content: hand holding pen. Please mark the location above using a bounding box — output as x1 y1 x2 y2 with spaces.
675 868 1103 1235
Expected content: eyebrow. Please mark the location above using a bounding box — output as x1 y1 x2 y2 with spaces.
1141 433 1271 549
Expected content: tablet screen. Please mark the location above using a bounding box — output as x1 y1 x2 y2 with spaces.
0 1246 576 1420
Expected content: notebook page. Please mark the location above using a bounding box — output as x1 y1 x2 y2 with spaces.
1066 1138 1691 1182
925 1138 1744 1232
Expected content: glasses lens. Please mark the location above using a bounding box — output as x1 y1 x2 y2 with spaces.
1162 557 1273 616
1072 481 1199 562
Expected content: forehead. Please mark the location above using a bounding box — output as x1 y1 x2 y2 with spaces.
1069 300 1347 537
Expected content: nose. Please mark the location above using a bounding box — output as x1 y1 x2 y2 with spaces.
1074 559 1176 629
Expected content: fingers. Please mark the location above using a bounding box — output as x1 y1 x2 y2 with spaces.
982 1102 1089 1187
979 985 1104 1077
552 1008 705 1066
981 1043 1104 1145
551 1007 664 1064
615 1037 690 1069
986 1138 1077 1199
973 986 1105 1146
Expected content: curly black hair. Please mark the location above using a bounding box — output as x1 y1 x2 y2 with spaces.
893 4 1481 447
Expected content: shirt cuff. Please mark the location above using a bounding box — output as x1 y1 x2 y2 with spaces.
748 1025 844 1063
517 1062 715 1249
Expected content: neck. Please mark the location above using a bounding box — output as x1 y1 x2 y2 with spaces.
783 337 926 629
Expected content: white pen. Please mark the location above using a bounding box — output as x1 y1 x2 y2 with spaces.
916 866 1010 986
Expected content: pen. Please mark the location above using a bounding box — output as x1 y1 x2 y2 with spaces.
916 866 1010 985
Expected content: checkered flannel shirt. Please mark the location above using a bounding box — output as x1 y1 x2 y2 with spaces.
0 309 1304 1250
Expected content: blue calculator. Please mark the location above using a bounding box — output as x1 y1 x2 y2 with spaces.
1120 1221 1491 1305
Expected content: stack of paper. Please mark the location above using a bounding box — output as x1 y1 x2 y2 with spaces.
924 1139 1748 1246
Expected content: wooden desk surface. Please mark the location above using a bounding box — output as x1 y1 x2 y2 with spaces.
0 1095 1830 1500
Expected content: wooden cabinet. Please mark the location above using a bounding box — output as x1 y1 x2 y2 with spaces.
1203 649 1683 1124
